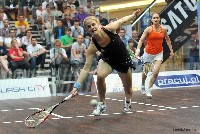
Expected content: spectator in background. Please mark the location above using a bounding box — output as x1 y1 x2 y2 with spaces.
55 0 63 12
42 4 53 49
189 32 199 70
84 0 93 13
75 5 88 26
42 0 57 10
99 12 108 26
0 19 10 38
4 29 21 49
0 7 8 29
64 5 77 20
132 30 139 48
20 0 35 21
52 20 65 40
15 14 30 35
21 29 32 51
118 28 129 46
62 12 74 28
8 38 31 77
36 3 44 22
70 35 86 69
70 20 84 41
16 26 26 39
27 37 46 77
4 0 19 21
50 39 68 72
60 28 74 58
0 36 12 76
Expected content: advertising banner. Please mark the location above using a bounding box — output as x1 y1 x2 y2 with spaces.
0 78 51 100
93 70 200 93
160 0 198 62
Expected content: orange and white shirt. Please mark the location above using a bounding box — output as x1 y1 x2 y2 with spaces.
145 25 165 55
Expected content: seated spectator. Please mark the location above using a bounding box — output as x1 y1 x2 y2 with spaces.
63 5 77 20
15 14 30 35
21 29 32 51
8 39 31 77
0 7 8 29
4 0 19 21
132 30 139 48
61 12 74 28
42 0 57 10
84 0 93 13
55 0 63 12
60 28 74 58
118 28 130 46
42 4 54 48
99 12 108 26
0 36 12 77
70 20 84 41
75 5 88 26
16 26 26 39
20 0 36 21
35 3 44 25
0 19 10 38
70 35 86 75
4 29 21 49
52 20 65 40
50 39 68 72
27 37 46 77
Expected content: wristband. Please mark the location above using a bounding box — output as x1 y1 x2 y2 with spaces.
136 49 140 53
74 82 81 90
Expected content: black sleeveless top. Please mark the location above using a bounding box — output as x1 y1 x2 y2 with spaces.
92 27 132 73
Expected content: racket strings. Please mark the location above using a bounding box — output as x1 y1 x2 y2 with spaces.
25 110 50 128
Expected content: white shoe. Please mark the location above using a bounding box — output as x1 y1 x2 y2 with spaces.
124 99 131 112
92 102 107 116
141 86 146 95
145 88 152 99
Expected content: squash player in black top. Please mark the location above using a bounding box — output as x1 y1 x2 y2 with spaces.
71 9 141 116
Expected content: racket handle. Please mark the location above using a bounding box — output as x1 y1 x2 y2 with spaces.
64 94 73 101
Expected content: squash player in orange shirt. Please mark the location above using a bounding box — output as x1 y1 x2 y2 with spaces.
135 13 174 98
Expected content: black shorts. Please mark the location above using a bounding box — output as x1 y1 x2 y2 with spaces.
101 58 132 73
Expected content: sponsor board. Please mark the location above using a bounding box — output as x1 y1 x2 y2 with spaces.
93 73 142 93
93 70 200 93
154 70 200 89
0 78 51 100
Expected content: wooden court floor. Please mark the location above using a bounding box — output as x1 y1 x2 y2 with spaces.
0 87 200 134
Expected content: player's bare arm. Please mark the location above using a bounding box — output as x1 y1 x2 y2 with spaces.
105 9 141 33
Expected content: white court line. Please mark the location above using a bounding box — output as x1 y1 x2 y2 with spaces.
1 94 200 124
15 109 24 111
1 110 9 112
192 106 199 108
180 107 188 109
15 121 23 123
3 122 11 124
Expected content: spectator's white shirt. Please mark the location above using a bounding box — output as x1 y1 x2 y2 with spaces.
70 42 86 63
27 44 43 54
0 13 8 29
4 37 21 46
22 36 32 46
42 0 57 10
36 10 44 19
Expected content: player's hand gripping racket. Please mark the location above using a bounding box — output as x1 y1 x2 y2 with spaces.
25 94 73 128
